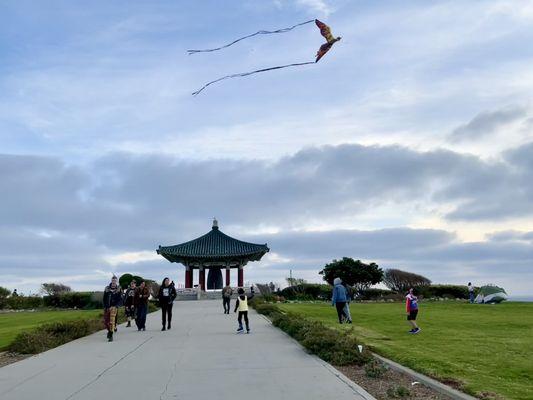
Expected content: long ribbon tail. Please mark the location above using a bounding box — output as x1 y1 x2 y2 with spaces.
192 61 315 96
187 19 314 55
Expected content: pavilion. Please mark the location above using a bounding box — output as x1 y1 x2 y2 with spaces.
156 219 269 290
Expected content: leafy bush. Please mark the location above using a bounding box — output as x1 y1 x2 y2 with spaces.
280 284 332 300
357 288 400 301
9 318 102 354
386 386 410 398
365 359 388 378
4 296 43 310
418 284 470 299
43 292 102 309
269 310 371 366
383 269 431 292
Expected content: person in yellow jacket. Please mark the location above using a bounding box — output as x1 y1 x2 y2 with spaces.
234 287 254 333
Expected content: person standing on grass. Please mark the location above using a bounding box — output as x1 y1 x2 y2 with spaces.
342 283 353 324
134 280 150 331
468 282 475 304
222 285 233 314
406 288 420 334
103 276 123 342
158 277 177 331
124 280 136 327
234 287 254 333
331 277 348 324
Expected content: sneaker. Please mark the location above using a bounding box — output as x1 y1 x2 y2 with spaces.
347 320 352 324
237 326 244 333
167 324 171 330
106 331 112 340
126 321 131 327
162 326 166 331
408 329 415 333
142 327 146 331
413 328 421 334
108 332 113 342
246 329 250 334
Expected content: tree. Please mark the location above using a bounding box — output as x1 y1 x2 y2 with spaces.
319 257 383 293
41 283 72 296
286 277 307 287
119 273 133 289
0 286 10 298
383 269 431 292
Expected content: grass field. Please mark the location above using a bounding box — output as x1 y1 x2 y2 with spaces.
279 301 533 400
0 310 102 350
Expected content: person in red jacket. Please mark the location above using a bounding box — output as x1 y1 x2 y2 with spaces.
405 288 421 334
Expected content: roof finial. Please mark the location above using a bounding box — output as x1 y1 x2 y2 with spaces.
212 217 219 229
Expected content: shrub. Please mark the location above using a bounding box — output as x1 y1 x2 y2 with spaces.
357 288 400 301
9 318 102 354
43 292 102 309
280 284 332 301
386 386 410 398
383 269 431 292
365 359 388 378
270 311 371 366
418 284 470 299
254 303 282 317
4 296 43 310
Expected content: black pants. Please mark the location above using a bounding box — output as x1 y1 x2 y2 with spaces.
335 302 347 323
238 311 249 330
223 297 231 313
161 303 173 327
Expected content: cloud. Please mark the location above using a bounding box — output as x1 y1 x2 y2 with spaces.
449 105 529 142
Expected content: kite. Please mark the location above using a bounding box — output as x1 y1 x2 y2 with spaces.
191 19 341 95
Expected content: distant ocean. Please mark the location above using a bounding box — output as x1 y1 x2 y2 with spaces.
508 296 533 302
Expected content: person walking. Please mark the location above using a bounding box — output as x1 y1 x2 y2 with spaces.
124 280 136 327
331 277 348 324
134 281 150 331
468 282 475 304
103 276 123 342
342 283 353 324
234 288 254 333
406 288 421 334
158 277 177 331
222 285 233 314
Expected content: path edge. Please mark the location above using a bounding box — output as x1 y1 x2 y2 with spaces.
257 313 377 400
372 353 478 400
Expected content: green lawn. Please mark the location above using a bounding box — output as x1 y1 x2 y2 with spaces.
279 301 533 400
0 310 102 350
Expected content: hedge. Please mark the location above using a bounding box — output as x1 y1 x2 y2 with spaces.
251 299 371 366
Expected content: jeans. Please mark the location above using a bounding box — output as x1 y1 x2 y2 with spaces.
136 303 147 329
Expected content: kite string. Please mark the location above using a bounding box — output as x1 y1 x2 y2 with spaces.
187 19 314 54
192 61 315 96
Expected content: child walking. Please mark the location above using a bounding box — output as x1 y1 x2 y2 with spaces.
406 288 421 334
234 288 254 333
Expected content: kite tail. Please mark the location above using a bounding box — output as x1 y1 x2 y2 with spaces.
192 61 315 95
187 19 314 55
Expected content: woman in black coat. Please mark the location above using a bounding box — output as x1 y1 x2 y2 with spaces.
158 277 177 331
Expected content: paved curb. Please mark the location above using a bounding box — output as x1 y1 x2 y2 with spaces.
372 354 478 400
257 313 378 400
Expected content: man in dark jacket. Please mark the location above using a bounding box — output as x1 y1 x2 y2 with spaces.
222 285 233 314
124 280 136 327
103 276 123 341
134 281 150 331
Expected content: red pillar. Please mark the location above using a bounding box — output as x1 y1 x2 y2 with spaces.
238 267 243 287
185 269 192 288
199 268 205 291
225 268 230 286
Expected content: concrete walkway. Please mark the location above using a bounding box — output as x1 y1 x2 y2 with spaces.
0 301 374 400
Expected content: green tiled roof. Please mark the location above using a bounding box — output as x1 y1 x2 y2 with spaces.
157 225 269 264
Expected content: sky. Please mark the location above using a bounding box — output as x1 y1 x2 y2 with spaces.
1 0 532 295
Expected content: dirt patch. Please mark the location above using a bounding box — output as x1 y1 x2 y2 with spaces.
0 351 30 368
337 363 454 400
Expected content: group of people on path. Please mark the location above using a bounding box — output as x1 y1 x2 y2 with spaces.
103 276 176 342
331 277 421 334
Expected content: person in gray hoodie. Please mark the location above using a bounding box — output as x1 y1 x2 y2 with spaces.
331 277 348 324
